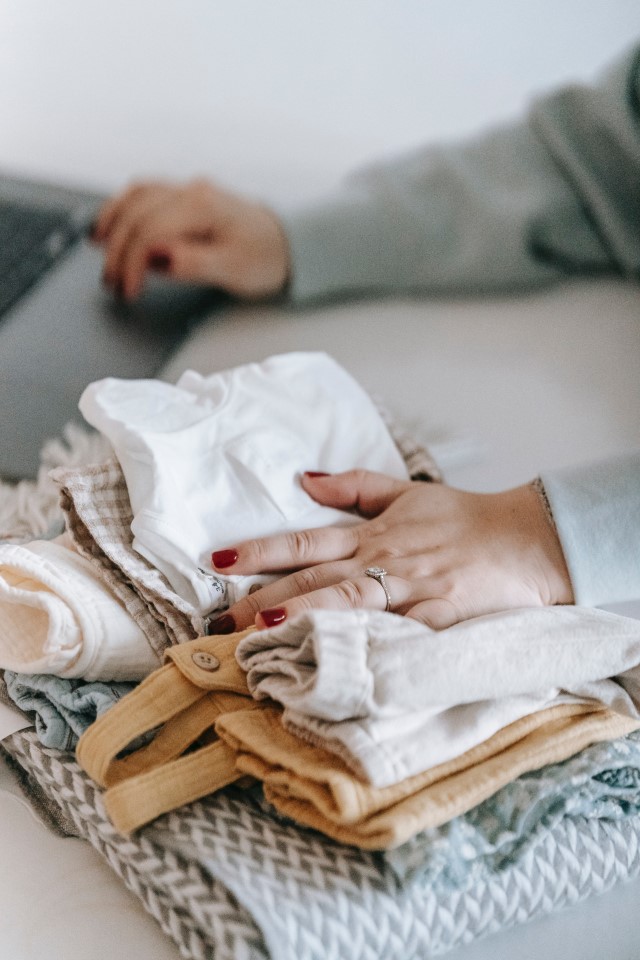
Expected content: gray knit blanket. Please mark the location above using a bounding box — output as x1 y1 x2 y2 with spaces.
4 729 640 960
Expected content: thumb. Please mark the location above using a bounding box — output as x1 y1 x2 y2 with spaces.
302 469 411 518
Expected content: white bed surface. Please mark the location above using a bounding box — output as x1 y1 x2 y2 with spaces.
0 757 181 960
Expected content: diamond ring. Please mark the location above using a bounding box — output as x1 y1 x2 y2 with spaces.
364 566 392 611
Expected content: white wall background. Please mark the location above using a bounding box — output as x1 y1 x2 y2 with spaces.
1 1 639 202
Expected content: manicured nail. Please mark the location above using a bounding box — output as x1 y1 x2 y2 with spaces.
149 252 172 273
211 548 239 569
304 471 330 478
206 614 236 636
259 607 287 628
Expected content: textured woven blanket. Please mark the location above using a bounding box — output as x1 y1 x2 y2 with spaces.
4 728 640 960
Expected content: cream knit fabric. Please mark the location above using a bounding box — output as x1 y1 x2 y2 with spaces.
0 536 159 681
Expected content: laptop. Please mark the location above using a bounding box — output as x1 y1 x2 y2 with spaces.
0 171 224 479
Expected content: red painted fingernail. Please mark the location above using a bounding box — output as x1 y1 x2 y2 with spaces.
206 614 236 635
211 548 239 569
259 607 287 628
149 252 172 273
304 471 330 478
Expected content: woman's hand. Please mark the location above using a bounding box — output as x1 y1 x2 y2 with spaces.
206 470 574 633
91 178 290 302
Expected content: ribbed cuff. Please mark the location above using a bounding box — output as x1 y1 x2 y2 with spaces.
540 452 640 607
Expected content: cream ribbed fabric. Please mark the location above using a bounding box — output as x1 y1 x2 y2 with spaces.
236 606 640 787
0 537 160 680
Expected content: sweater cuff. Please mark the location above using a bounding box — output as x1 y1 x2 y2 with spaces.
540 452 640 607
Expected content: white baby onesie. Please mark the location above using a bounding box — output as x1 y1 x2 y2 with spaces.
79 352 408 615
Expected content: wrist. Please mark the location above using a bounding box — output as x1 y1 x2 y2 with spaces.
517 482 574 606
255 203 291 297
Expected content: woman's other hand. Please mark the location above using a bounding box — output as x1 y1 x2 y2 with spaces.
91 178 290 302
206 470 574 633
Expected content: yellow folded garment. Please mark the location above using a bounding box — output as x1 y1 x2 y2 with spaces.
76 632 640 844
217 702 638 849
76 631 258 832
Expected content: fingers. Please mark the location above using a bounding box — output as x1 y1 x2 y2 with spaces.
92 179 218 299
115 201 194 300
207 559 352 632
91 182 146 244
211 523 361 576
301 470 411 517
209 471 417 579
207 549 445 633
92 181 175 296
257 574 417 629
207 571 413 634
103 191 174 295
92 181 167 247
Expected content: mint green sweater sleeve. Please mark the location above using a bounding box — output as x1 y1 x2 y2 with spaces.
279 45 640 302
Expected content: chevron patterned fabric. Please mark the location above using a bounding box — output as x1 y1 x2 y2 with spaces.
4 729 640 960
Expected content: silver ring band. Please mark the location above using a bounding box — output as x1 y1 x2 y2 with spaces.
364 566 392 612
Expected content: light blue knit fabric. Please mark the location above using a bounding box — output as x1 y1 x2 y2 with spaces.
4 671 135 751
384 729 640 888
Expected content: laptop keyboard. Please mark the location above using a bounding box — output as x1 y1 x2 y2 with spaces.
0 199 85 319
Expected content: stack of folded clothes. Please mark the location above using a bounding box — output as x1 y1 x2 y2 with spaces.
2 351 640 960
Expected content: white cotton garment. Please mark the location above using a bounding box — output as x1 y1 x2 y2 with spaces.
79 352 408 615
235 605 640 788
0 538 160 681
